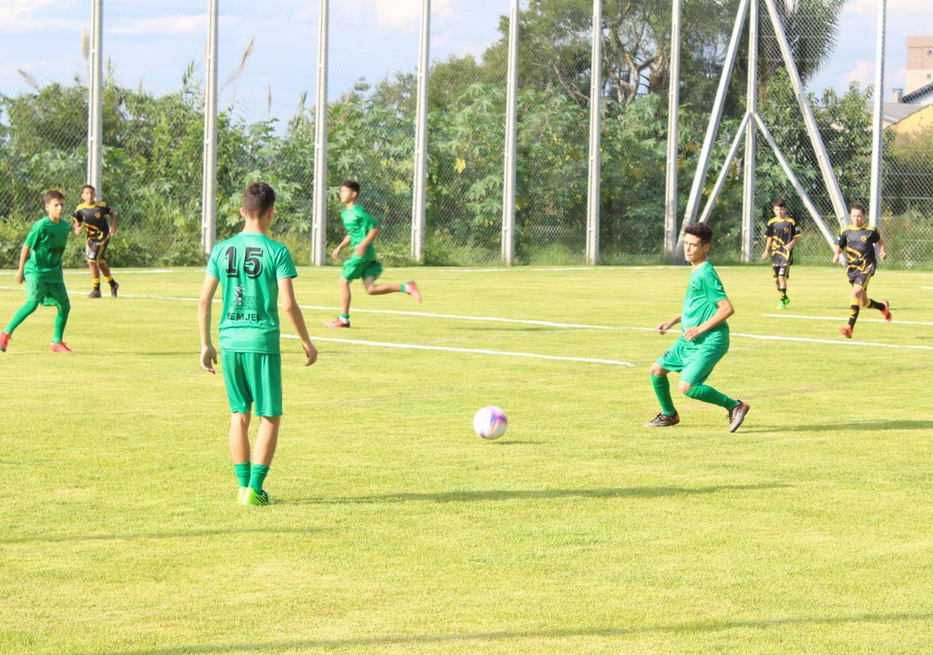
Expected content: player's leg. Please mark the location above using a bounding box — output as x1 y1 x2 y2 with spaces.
645 342 684 426
326 276 353 328
363 277 422 302
49 290 73 354
679 347 749 431
99 255 118 297
87 255 102 298
229 412 252 501
243 354 282 505
858 276 891 322
222 351 255 501
1 284 41 350
840 280 865 338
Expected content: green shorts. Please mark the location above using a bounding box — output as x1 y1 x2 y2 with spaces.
341 257 383 282
26 279 70 309
656 336 729 386
221 351 283 417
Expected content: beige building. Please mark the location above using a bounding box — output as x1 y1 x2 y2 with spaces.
905 35 933 98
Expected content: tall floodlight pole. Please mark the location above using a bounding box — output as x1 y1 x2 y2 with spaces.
87 0 103 193
311 0 329 266
501 0 519 266
740 0 759 262
201 0 219 256
664 0 681 259
869 0 887 228
585 0 602 266
411 0 430 262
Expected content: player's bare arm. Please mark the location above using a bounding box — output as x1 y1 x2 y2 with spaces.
109 209 117 235
332 235 351 260
13 245 30 284
761 237 772 260
355 227 379 257
879 237 887 261
658 315 681 335
278 277 318 366
683 299 734 342
198 274 220 374
831 246 843 264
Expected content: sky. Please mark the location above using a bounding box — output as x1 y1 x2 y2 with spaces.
0 0 930 128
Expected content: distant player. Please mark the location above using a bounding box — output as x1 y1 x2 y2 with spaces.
760 198 800 309
832 204 891 338
0 191 75 354
72 184 119 298
199 182 318 506
325 180 421 328
645 223 749 432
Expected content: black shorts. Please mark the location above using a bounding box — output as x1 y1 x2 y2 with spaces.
772 264 790 279
85 238 110 263
847 267 874 288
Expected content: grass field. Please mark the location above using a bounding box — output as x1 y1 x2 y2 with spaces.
1 263 932 655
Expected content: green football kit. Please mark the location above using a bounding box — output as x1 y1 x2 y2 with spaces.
339 205 383 281
207 231 298 417
3 217 72 343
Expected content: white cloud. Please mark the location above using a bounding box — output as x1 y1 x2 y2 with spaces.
847 0 932 16
0 0 77 33
336 0 455 32
110 15 207 37
843 59 874 85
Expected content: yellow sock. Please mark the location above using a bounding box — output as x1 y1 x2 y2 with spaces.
104 275 113 283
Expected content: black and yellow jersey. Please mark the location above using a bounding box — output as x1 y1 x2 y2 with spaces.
837 224 881 274
72 201 112 241
765 216 800 265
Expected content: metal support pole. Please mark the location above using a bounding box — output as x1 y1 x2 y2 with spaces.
869 0 886 228
663 0 681 259
762 0 848 228
677 0 751 256
311 0 329 266
741 0 759 262
585 0 602 266
411 0 430 262
87 0 103 193
501 0 519 266
754 115 836 248
699 113 750 225
200 0 218 256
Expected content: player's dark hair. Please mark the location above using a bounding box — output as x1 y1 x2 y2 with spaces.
683 222 713 245
44 190 65 203
82 184 96 193
851 204 866 215
242 182 276 217
341 180 360 194
772 198 786 208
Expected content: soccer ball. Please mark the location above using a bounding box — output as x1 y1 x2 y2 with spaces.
473 406 508 440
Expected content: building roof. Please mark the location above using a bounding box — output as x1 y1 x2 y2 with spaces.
875 102 925 124
901 81 933 104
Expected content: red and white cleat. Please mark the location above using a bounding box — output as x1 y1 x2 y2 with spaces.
325 317 350 329
406 280 422 303
50 342 75 354
880 300 892 323
838 325 852 339
0 331 10 352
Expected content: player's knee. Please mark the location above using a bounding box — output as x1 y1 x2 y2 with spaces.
364 285 377 295
678 381 693 395
648 363 665 377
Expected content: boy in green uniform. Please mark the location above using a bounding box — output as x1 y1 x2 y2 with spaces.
325 180 422 328
1 191 75 355
72 185 119 298
760 199 800 309
831 204 891 338
645 223 749 432
199 182 318 506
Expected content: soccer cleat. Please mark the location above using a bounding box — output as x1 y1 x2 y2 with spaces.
728 401 750 433
241 487 271 506
325 317 350 328
880 300 892 323
87 289 102 299
838 325 853 339
237 487 249 503
406 280 422 303
644 411 680 428
777 299 788 310
0 332 10 352
110 281 119 298
50 342 75 355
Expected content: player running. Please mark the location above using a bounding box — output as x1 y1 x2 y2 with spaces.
72 184 119 298
645 223 749 432
832 204 891 338
760 199 800 309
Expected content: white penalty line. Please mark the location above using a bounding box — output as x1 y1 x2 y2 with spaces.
763 313 933 327
283 334 633 367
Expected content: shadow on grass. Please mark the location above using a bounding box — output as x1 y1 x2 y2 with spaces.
85 612 933 655
746 420 933 433
288 483 789 506
0 527 329 545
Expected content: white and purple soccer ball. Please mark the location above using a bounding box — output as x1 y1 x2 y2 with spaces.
473 406 508 440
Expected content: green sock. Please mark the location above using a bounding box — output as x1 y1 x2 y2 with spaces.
5 300 39 335
400 283 408 294
685 384 738 410
651 375 676 416
249 464 270 493
52 304 70 344
234 462 251 488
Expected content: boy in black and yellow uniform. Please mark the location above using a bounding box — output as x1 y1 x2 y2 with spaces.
831 204 891 338
760 199 800 310
72 184 119 298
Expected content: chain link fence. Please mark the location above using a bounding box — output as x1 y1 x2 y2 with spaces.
2 0 932 269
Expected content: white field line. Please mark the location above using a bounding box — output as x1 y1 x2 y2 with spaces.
763 313 933 327
435 265 676 273
282 334 633 367
3 287 932 352
924 287 933 290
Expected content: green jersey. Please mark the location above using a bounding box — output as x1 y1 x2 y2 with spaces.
206 232 298 354
340 205 379 261
681 261 729 348
23 217 70 282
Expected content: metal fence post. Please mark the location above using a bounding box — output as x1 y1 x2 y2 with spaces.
311 0 329 266
411 0 430 262
585 0 602 266
869 0 886 228
87 0 103 193
664 0 681 260
741 0 759 262
200 0 218 256
501 0 519 266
